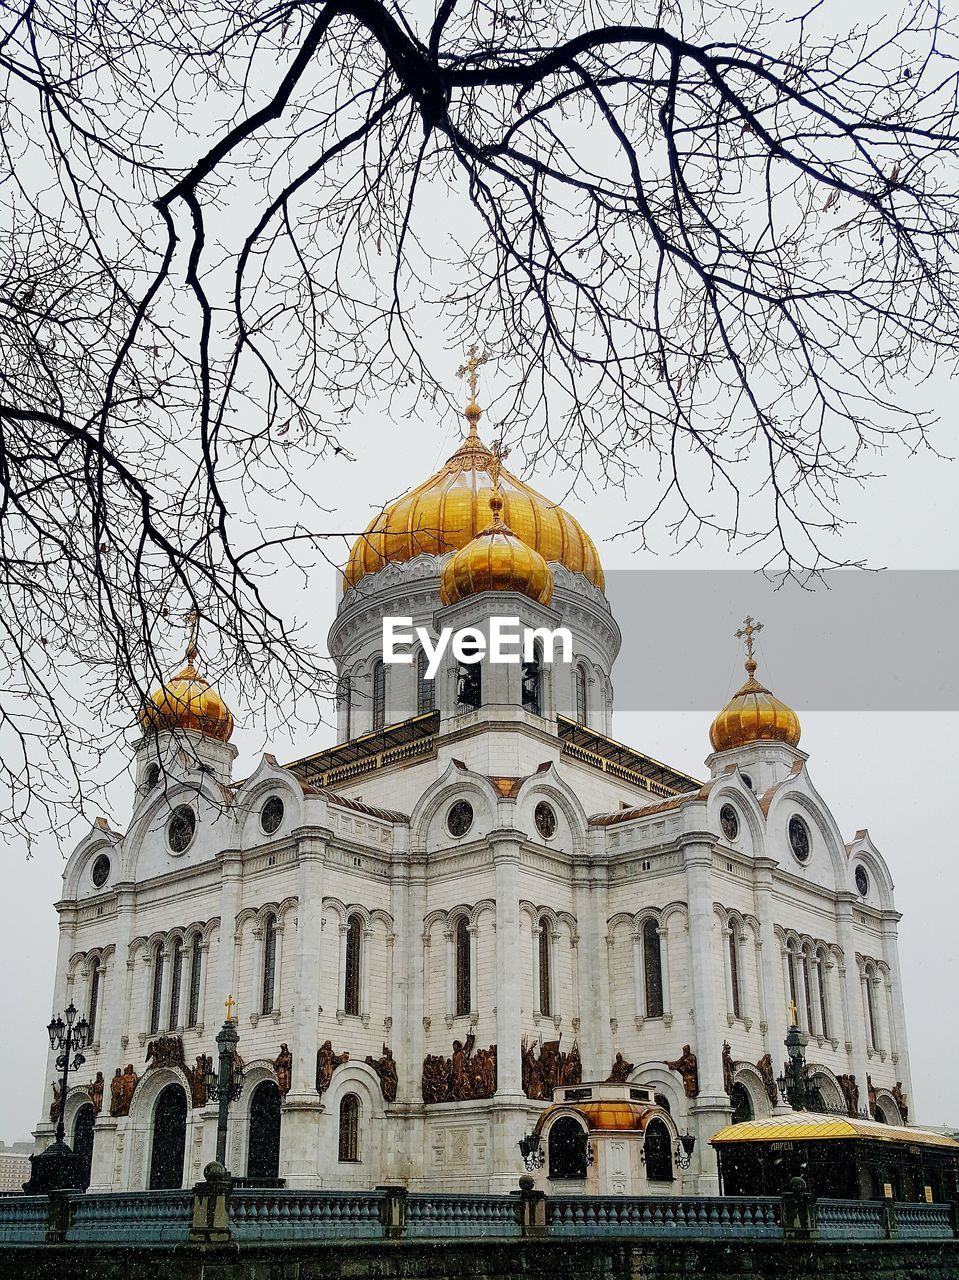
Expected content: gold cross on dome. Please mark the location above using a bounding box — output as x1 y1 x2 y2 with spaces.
225 994 236 1023
788 998 798 1026
456 344 489 403
735 615 763 661
490 437 510 493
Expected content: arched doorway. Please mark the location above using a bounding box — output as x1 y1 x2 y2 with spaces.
730 1082 754 1125
247 1080 282 1182
148 1083 187 1190
547 1117 589 1180
72 1103 96 1191
643 1118 674 1183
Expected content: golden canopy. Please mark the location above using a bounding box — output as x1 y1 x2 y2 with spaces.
440 492 554 606
139 647 234 743
343 403 603 592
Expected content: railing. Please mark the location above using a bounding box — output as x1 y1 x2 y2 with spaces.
405 1192 521 1239
547 1195 781 1238
66 1191 192 1243
889 1201 954 1240
817 1199 887 1240
0 1196 47 1246
230 1190 385 1240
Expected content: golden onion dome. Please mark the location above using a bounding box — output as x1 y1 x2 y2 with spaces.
139 643 234 743
440 491 554 606
709 618 800 753
344 400 603 592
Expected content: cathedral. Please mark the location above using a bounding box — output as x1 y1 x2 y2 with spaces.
36 374 913 1198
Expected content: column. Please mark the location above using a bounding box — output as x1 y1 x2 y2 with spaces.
682 840 731 1195
490 831 525 1192
658 923 672 1023
532 923 542 1018
721 926 735 1021
444 929 455 1022
361 928 373 1024
282 831 326 1189
216 850 243 1020
753 859 787 1083
337 924 349 1017
809 956 824 1038
468 924 479 1020
571 860 612 1080
631 931 646 1025
835 894 869 1101
880 920 913 1102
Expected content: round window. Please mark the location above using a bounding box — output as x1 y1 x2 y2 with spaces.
261 795 285 835
720 804 739 842
167 805 197 853
788 815 811 863
447 800 474 838
91 854 111 888
534 801 557 840
144 763 160 790
855 865 869 897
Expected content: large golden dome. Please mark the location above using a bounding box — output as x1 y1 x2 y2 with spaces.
139 645 234 743
440 493 554 606
344 402 603 592
710 617 800 753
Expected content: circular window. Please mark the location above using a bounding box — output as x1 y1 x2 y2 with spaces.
788 815 811 863
447 800 474 838
740 773 753 791
261 796 285 835
855 865 869 897
91 854 111 888
167 805 196 854
720 804 740 842
144 763 160 790
534 801 557 840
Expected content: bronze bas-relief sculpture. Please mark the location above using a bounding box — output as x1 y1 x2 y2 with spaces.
837 1072 859 1116
274 1043 293 1098
109 1064 140 1118
755 1054 778 1107
521 1038 581 1099
316 1041 349 1094
665 1045 700 1098
422 1033 497 1103
606 1052 634 1084
365 1045 398 1102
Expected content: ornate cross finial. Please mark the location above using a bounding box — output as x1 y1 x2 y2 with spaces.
788 998 798 1026
735 614 763 676
487 437 510 526
224 994 236 1023
456 344 489 404
183 608 199 666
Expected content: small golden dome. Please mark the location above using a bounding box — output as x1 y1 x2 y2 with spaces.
344 404 603 592
440 493 554 606
710 616 800 753
139 645 234 743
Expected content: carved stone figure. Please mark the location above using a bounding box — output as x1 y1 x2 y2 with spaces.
49 1081 61 1124
756 1054 778 1107
191 1055 212 1109
607 1052 634 1084
89 1070 105 1115
892 1080 908 1123
274 1044 293 1098
145 1035 186 1072
837 1072 859 1116
421 1037 497 1103
315 1040 349 1094
109 1064 139 1118
665 1045 699 1098
521 1038 581 1099
866 1073 878 1119
722 1042 733 1096
365 1045 398 1102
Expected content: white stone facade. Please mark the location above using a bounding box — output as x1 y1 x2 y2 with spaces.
35 545 912 1196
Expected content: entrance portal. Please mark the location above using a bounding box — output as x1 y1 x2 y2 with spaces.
148 1083 187 1190
246 1080 282 1182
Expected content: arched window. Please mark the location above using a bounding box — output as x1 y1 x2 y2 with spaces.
338 675 352 740
338 1094 360 1162
187 935 203 1028
372 660 386 731
149 942 164 1035
643 1118 674 1182
87 961 101 1041
456 644 482 710
73 1103 96 1191
548 1117 589 1180
575 664 589 726
455 916 471 1017
816 949 830 1039
538 919 552 1017
730 1082 754 1125
167 936 183 1032
865 965 879 1049
149 1084 187 1190
522 644 542 716
786 946 799 1020
247 1081 282 1183
261 913 278 1015
344 914 362 1016
642 917 664 1018
416 650 434 715
728 926 742 1020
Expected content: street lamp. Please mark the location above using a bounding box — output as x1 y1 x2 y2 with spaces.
776 1015 818 1111
23 1003 91 1191
674 1131 697 1170
518 1131 545 1171
206 996 245 1168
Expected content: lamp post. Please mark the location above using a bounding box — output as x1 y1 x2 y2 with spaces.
206 996 244 1169
23 1003 90 1191
776 1007 818 1111
518 1131 545 1172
